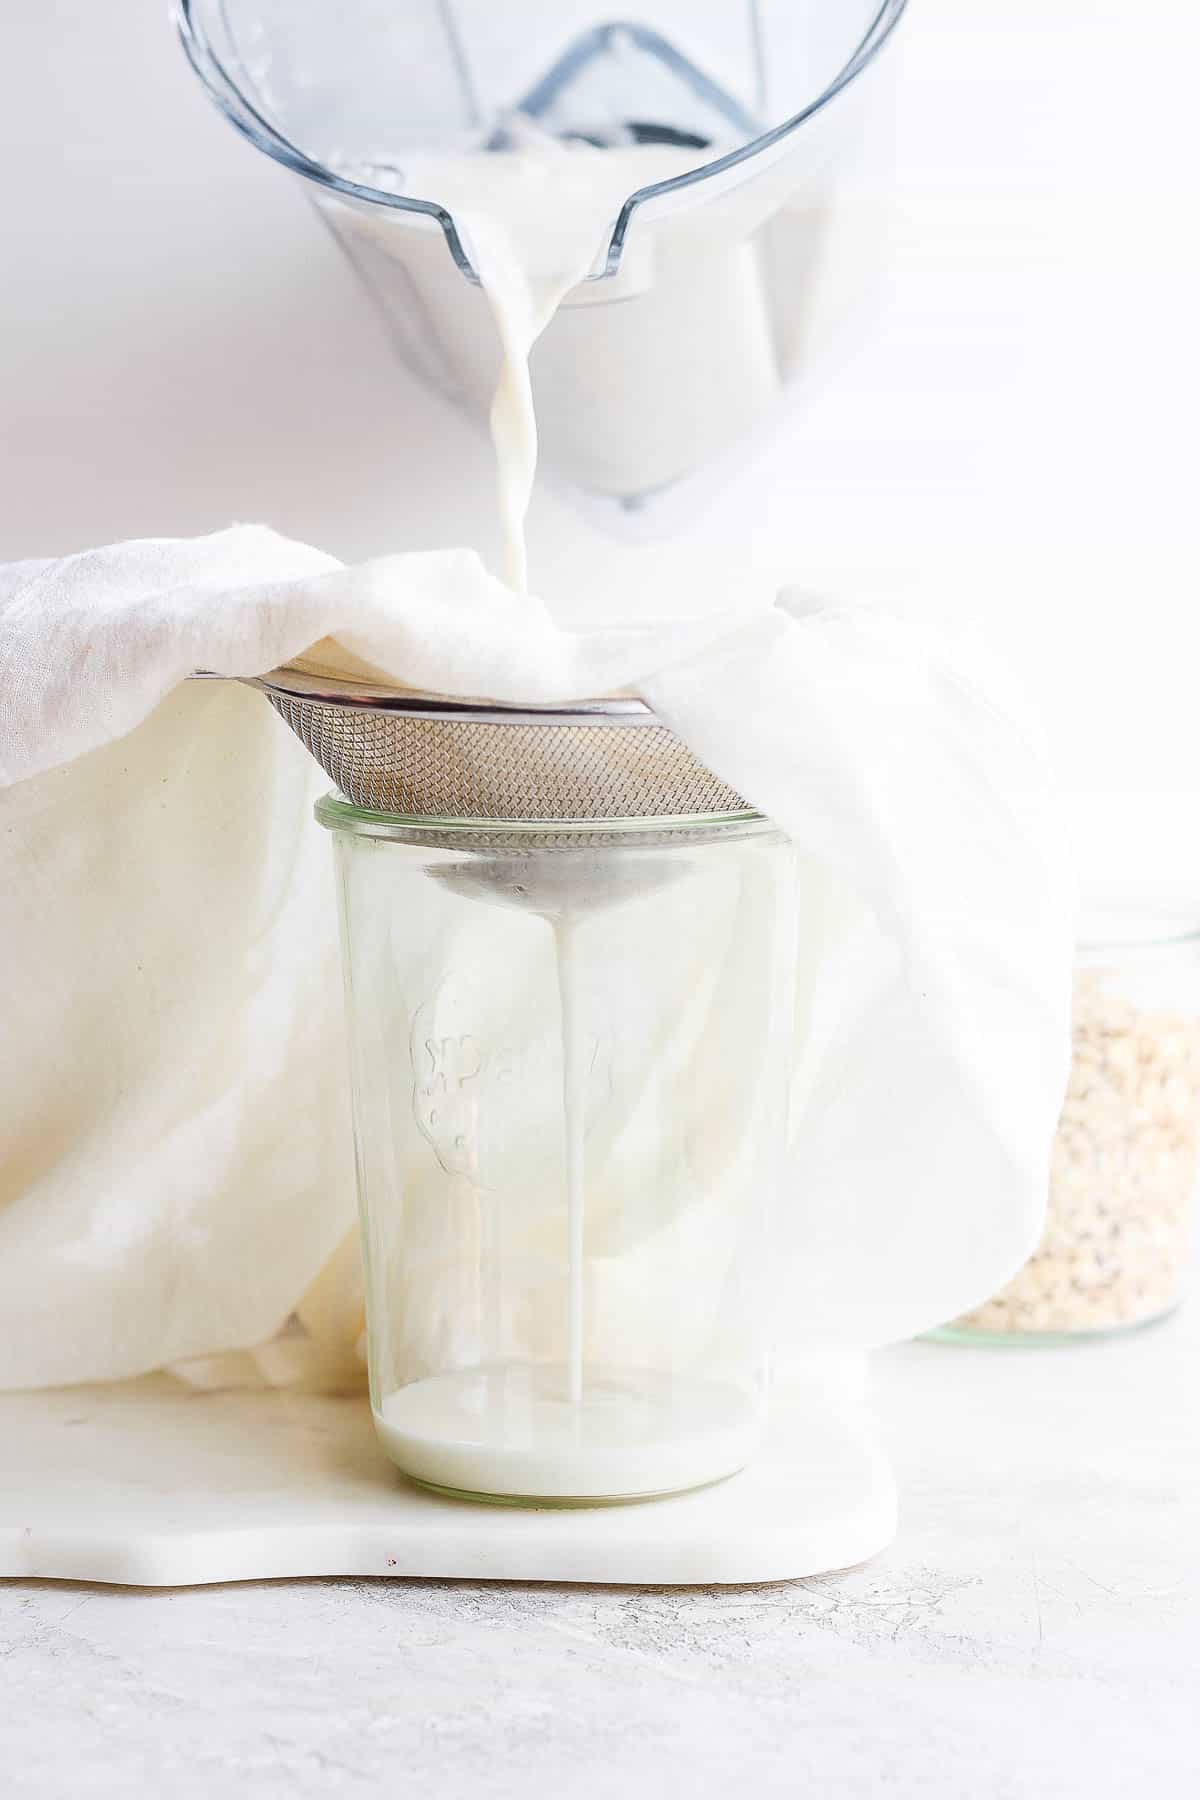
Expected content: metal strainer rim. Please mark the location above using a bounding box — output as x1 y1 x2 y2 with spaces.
190 667 757 824
248 667 664 729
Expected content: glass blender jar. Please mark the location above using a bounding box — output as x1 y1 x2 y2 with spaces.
176 0 909 511
284 675 797 1504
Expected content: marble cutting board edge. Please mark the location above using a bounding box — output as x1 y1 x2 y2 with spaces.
0 1375 897 1587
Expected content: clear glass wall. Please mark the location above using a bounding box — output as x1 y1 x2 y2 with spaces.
318 801 797 1501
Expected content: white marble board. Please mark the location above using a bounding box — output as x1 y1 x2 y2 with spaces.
0 1375 895 1588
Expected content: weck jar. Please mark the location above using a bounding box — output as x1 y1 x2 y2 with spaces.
938 915 1200 1344
318 798 797 1503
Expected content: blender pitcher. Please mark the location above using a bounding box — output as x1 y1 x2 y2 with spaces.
177 1 909 510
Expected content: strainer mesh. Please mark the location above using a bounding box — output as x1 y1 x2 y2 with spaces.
269 696 750 822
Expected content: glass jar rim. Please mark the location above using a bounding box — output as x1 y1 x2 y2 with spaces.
314 793 774 846
1077 907 1200 952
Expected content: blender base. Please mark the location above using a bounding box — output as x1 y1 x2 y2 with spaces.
0 1371 896 1588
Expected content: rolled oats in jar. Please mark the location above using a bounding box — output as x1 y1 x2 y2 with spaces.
940 916 1200 1343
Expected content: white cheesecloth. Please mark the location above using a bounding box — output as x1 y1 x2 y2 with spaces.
0 526 1073 1387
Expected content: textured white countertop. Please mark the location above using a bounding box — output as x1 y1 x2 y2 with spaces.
4 1315 1197 1799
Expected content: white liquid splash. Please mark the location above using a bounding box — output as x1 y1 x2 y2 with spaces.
373 136 761 1499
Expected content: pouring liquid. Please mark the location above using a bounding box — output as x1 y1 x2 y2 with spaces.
556 915 587 1411
403 133 702 589
371 147 763 1500
375 852 763 1500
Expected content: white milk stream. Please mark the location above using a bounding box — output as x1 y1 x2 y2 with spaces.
372 145 763 1499
397 138 701 590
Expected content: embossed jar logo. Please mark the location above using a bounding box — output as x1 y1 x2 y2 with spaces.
410 973 608 1192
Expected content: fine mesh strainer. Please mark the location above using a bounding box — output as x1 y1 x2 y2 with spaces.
212 667 753 824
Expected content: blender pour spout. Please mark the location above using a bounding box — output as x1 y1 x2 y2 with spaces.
176 0 907 288
176 0 910 513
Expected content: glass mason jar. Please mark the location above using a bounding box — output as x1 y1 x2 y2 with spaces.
317 798 797 1503
938 915 1200 1344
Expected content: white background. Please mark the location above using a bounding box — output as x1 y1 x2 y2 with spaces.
1 0 1198 888
2 9 1199 1791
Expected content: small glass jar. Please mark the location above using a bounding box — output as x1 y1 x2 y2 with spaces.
318 798 797 1502
939 915 1200 1344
